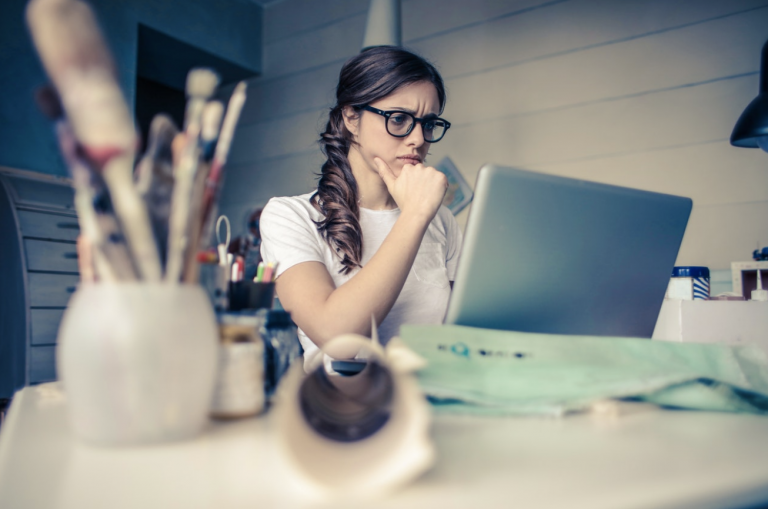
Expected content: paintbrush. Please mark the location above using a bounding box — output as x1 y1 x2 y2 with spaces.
35 85 137 282
165 68 220 283
198 82 248 255
134 114 178 269
27 0 162 281
182 101 225 283
201 100 224 162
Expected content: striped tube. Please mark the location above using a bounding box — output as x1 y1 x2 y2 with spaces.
692 277 710 300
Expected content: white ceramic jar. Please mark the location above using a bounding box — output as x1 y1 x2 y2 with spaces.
57 283 218 446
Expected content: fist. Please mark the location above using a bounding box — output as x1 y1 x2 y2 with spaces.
373 157 447 221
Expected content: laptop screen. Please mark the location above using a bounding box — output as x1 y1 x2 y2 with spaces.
444 165 692 338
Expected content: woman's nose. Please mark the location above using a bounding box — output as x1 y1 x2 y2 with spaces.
405 122 426 147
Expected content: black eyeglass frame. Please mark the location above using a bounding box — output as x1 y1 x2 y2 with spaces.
359 105 451 143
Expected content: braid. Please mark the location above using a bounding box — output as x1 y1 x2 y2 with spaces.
311 107 362 274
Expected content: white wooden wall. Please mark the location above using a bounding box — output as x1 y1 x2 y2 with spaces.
220 0 768 271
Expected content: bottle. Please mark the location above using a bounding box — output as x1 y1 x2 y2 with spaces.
260 309 302 399
666 266 710 301
210 312 265 419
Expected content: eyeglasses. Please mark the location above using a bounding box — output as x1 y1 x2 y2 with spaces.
360 105 451 143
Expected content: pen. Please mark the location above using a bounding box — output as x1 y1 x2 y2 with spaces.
262 262 274 283
255 262 265 282
231 256 244 283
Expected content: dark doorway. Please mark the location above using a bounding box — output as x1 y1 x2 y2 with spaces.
134 76 185 153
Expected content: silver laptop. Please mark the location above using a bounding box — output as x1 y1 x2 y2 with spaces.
444 164 692 338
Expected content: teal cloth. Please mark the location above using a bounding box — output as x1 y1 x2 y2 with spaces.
399 325 768 416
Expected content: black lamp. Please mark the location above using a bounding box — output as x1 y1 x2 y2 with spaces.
731 39 768 151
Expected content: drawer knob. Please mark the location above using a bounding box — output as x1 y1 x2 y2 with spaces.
57 222 80 230
66 286 77 293
63 252 78 259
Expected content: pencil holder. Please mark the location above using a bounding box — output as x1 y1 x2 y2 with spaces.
228 281 275 311
57 283 218 446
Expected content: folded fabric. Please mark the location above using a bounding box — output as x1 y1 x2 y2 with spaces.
399 324 768 416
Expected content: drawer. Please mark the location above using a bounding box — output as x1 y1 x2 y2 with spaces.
17 210 79 241
3 175 75 211
29 346 57 384
30 309 66 346
24 239 79 273
28 273 79 307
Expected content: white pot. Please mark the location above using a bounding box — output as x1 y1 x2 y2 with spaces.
57 283 218 446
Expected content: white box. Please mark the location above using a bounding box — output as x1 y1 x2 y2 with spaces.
731 260 768 299
652 299 768 355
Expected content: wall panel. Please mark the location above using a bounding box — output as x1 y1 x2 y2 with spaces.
238 63 341 125
402 0 562 42
442 8 768 126
264 0 367 44
530 141 768 206
410 0 768 79
677 201 768 267
228 109 326 165
221 150 324 226
262 13 366 78
428 75 757 178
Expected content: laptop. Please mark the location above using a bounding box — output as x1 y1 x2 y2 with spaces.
444 164 692 338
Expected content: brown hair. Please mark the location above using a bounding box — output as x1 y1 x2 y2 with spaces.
311 46 446 274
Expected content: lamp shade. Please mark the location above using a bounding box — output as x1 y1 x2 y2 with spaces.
362 0 401 50
731 39 768 149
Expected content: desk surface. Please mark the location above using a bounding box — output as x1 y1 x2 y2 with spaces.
1 383 768 509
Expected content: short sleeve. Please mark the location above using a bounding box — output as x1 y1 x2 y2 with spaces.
259 197 326 278
443 208 463 281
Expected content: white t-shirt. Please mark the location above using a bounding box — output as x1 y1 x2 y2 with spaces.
259 192 462 369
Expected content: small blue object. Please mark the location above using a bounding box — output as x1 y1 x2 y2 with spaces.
753 247 768 261
671 266 710 278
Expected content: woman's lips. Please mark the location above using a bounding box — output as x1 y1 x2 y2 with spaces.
398 156 422 165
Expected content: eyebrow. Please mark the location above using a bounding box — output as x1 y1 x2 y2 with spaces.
385 106 439 118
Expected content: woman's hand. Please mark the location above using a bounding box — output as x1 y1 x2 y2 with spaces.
373 157 448 221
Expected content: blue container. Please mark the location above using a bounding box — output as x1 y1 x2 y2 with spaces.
668 266 710 300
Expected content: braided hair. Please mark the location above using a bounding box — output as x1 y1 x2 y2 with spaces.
311 46 446 274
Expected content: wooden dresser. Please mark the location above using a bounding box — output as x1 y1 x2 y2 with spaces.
0 167 79 399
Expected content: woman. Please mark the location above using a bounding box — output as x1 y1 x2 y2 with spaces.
260 46 462 368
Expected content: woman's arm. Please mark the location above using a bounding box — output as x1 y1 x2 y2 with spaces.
275 158 447 346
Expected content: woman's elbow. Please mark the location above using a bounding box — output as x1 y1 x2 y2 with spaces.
305 319 371 347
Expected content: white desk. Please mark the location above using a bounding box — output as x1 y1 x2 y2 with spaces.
1 383 768 509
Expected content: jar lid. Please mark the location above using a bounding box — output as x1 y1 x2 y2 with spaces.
266 310 294 328
672 266 710 278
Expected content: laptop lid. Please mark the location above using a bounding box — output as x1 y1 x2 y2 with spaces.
444 165 692 338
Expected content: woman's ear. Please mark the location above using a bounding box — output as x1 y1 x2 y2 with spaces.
342 106 359 137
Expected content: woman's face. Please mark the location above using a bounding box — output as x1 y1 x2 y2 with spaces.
345 80 441 178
